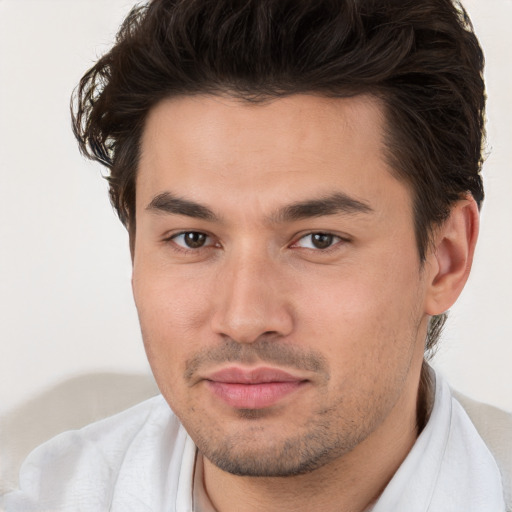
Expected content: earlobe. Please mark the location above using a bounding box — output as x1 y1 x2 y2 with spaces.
424 197 480 316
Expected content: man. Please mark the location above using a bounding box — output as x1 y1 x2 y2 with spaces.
1 0 508 510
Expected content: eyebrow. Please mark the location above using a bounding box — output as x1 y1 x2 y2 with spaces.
271 192 374 223
145 191 373 223
146 192 218 221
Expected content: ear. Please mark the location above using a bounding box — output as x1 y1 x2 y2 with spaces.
424 197 480 316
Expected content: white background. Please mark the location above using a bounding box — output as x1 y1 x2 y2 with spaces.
1 0 511 417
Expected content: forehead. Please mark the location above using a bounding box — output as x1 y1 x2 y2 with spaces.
136 93 410 218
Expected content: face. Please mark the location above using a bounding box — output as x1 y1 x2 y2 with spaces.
132 94 430 477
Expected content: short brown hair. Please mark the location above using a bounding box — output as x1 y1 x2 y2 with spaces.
72 0 486 352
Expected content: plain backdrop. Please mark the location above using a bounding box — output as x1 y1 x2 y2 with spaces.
1 0 511 418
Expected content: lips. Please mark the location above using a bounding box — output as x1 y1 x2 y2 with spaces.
204 367 307 409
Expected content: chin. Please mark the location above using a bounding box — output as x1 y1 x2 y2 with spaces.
193 420 359 477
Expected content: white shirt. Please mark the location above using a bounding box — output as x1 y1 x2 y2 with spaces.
1 370 505 511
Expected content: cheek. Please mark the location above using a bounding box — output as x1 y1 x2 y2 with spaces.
133 260 212 331
132 265 214 387
293 271 424 421
295 257 423 369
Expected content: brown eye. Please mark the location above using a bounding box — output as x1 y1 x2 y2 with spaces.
173 232 209 249
311 233 334 249
293 232 342 250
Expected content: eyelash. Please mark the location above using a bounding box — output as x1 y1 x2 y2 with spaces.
163 230 349 254
290 232 348 252
164 231 218 253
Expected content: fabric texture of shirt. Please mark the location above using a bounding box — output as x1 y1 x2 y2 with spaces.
1 370 506 511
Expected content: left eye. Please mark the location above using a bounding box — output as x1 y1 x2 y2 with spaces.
171 231 212 249
294 233 341 250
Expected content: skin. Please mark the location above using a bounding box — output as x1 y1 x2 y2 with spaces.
132 94 478 512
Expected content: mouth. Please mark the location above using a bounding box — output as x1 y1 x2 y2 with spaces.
204 367 308 409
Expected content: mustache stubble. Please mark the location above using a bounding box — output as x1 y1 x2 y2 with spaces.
184 337 330 383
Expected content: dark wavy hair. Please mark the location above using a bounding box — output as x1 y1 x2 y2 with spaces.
71 0 485 353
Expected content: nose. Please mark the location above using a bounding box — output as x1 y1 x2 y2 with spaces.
210 250 294 344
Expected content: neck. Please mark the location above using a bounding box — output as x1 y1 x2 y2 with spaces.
202 362 432 512
417 361 435 431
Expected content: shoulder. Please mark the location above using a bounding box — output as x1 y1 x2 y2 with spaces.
1 395 187 511
452 390 512 511
22 393 178 463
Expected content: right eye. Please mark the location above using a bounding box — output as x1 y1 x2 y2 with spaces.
170 231 212 249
